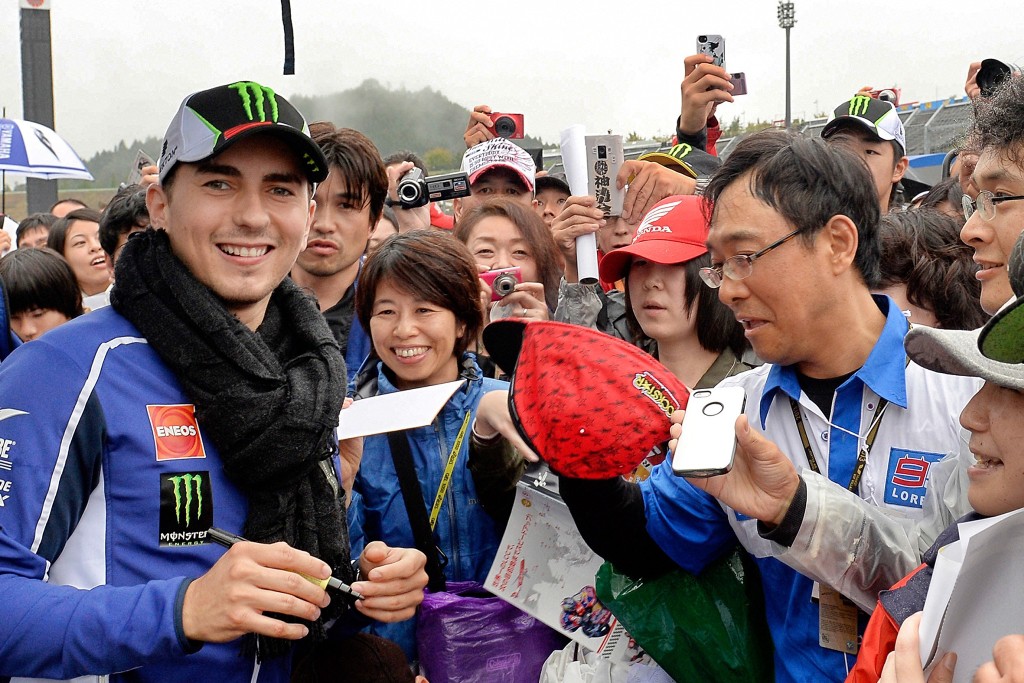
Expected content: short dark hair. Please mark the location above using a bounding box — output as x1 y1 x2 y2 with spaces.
704 129 883 288
383 150 427 173
47 208 103 257
915 177 965 223
99 184 149 256
49 198 88 213
0 247 84 319
877 209 987 330
16 213 57 247
453 198 564 311
311 123 388 226
972 75 1024 165
355 230 483 358
622 251 747 357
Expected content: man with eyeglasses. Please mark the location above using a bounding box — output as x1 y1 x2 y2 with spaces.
961 74 1024 316
558 130 977 683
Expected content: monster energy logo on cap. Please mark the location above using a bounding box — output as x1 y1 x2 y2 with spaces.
848 94 872 117
229 82 279 124
669 143 693 160
822 93 906 154
159 470 213 546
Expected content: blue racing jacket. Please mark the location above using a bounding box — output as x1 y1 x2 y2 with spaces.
349 354 507 658
0 306 333 682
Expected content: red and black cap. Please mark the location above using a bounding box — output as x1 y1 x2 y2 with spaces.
483 319 689 479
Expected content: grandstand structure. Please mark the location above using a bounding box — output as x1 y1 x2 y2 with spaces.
540 96 973 189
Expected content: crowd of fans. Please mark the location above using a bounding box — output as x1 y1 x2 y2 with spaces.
0 52 1023 683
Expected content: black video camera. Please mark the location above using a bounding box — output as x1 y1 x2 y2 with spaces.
397 168 472 209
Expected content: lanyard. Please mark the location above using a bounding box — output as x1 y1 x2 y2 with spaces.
789 396 889 493
427 411 472 531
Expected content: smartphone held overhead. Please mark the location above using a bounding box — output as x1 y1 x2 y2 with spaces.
671 386 746 477
696 33 747 96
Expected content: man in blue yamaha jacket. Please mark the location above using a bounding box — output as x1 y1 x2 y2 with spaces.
0 81 426 682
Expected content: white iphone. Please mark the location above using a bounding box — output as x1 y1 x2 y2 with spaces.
671 386 746 477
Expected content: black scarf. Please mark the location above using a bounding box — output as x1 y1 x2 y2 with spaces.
111 229 350 658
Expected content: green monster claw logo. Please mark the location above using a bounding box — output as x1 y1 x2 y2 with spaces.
848 95 872 117
229 82 279 123
670 143 693 160
169 473 203 526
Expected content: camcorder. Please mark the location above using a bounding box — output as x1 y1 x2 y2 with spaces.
480 266 521 300
488 112 525 139
397 168 471 208
978 58 1020 98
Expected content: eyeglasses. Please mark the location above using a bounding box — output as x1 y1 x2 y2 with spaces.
962 190 1024 221
699 228 802 289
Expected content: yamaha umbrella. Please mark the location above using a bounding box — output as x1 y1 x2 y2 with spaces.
0 117 93 214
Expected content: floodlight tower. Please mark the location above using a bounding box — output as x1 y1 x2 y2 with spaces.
777 2 796 130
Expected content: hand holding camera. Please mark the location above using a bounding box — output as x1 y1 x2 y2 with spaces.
480 266 522 302
478 267 549 322
465 104 496 147
464 104 526 148
395 167 470 209
487 112 524 140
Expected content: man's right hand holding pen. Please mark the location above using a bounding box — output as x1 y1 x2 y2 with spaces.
181 535 427 643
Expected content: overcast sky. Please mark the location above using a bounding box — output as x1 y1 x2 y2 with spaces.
2 0 1024 168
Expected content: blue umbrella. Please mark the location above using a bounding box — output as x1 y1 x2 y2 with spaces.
0 117 93 180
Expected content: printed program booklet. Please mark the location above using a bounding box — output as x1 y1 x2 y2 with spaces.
486 482 640 661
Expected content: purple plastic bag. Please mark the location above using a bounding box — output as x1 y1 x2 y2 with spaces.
417 581 567 683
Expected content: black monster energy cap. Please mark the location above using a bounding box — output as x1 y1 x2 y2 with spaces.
158 80 328 184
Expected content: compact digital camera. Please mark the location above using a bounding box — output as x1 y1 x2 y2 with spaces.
480 266 521 301
868 87 900 105
488 112 525 139
397 168 471 208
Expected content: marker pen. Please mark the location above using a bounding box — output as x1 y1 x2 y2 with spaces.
206 527 365 601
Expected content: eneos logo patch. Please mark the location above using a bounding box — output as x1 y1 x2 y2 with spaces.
884 448 944 508
147 404 206 460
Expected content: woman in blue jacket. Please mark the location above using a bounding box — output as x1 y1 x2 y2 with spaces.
346 229 528 660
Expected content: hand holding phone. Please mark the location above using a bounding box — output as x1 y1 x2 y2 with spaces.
696 34 726 69
671 386 746 477
695 35 747 97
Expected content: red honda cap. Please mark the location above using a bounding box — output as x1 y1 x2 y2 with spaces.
483 319 689 479
599 194 710 283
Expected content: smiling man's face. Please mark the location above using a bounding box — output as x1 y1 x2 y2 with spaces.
148 134 314 330
960 145 1024 314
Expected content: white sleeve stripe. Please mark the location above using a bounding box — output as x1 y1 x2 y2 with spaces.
30 336 148 554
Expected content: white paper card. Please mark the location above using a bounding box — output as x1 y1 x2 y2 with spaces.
918 508 1024 680
337 380 464 440
2 215 18 254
